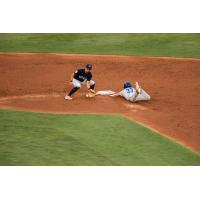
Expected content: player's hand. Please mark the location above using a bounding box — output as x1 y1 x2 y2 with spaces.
110 93 119 97
68 81 73 86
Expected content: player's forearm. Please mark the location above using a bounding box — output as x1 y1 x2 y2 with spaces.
70 73 74 82
111 91 121 96
114 92 120 96
86 81 90 89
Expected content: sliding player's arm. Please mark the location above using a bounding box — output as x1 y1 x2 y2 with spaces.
110 91 122 97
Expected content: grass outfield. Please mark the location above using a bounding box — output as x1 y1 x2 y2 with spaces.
0 109 200 166
0 33 200 58
0 34 200 165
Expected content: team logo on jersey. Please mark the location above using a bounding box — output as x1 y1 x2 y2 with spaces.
79 75 85 79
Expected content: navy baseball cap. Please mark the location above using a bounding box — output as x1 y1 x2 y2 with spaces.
86 64 92 70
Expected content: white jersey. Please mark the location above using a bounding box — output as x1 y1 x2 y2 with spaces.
120 87 151 102
120 87 138 102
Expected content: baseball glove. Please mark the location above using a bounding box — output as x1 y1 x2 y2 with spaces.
86 89 96 98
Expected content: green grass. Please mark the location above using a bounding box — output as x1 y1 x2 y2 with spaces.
0 33 200 58
0 109 199 166
0 34 200 165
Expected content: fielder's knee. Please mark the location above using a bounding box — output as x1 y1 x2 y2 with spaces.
90 80 95 89
90 80 95 85
73 83 81 88
72 79 81 88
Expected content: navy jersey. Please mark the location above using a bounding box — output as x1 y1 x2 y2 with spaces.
73 69 92 82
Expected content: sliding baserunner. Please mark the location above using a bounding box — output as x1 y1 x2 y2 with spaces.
111 82 150 102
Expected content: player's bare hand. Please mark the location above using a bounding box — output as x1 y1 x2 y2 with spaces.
68 82 73 87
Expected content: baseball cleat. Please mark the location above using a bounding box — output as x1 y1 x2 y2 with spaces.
64 95 72 100
135 82 142 94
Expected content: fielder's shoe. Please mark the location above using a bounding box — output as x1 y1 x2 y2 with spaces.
64 95 72 100
135 82 142 94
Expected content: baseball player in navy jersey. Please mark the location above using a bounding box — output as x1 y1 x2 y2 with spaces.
65 64 95 100
111 82 151 102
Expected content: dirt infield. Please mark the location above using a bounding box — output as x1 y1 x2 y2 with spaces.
0 53 200 153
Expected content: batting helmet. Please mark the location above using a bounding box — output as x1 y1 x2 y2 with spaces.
123 82 132 89
86 64 92 70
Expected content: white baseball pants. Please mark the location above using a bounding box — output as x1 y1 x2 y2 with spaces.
72 78 95 88
135 88 151 102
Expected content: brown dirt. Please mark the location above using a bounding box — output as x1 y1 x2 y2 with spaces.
0 53 200 153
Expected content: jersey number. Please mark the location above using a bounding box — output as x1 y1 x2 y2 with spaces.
126 88 134 94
